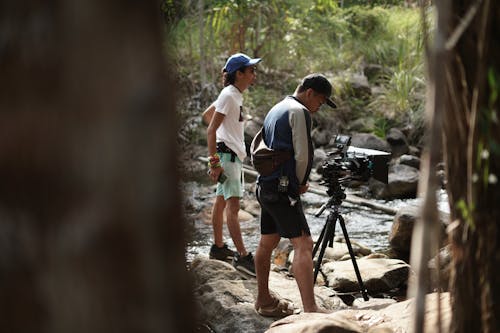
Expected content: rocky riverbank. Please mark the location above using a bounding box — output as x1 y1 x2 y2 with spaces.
191 257 451 333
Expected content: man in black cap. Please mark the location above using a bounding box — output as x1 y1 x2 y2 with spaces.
253 73 336 317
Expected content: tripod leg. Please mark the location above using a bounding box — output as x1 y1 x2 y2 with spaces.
338 215 369 301
313 212 337 283
312 219 327 258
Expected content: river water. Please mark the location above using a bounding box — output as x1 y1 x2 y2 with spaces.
183 181 450 262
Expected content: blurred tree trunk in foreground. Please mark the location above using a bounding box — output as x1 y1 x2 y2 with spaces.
0 1 194 332
441 1 500 332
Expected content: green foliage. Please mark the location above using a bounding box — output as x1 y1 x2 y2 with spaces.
168 1 426 145
457 199 476 231
473 68 500 188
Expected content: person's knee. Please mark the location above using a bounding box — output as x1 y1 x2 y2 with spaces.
258 234 280 252
225 198 240 216
291 234 313 252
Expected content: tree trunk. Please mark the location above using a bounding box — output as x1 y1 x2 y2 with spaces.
0 1 195 332
442 1 500 332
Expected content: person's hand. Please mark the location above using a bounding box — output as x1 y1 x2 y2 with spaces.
298 183 309 194
208 167 223 183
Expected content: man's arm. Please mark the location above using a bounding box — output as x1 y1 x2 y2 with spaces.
289 109 311 185
202 103 215 126
207 111 225 182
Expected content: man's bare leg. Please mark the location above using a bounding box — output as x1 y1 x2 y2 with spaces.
225 196 247 256
290 234 324 312
211 195 226 247
255 233 281 308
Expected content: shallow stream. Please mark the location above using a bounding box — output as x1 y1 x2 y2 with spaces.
183 181 449 262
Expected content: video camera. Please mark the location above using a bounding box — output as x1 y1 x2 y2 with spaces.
318 134 389 197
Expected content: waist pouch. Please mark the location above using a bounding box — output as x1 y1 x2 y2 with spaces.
216 142 236 162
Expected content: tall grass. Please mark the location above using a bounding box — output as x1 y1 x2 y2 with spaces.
170 3 427 145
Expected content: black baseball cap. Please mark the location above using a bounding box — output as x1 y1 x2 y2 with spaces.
301 73 337 108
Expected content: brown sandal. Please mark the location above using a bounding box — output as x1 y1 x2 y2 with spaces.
255 292 300 318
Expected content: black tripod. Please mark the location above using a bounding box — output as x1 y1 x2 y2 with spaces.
312 178 369 301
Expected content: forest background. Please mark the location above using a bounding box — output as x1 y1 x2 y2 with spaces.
163 0 427 149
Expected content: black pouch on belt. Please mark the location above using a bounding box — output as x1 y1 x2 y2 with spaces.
216 142 236 162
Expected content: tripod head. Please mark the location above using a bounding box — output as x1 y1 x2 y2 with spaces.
315 175 351 218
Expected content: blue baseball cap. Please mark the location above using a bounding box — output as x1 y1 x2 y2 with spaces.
223 53 262 74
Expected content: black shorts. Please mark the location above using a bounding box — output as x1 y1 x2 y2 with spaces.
256 183 311 239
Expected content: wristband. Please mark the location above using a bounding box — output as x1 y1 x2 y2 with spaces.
208 153 221 168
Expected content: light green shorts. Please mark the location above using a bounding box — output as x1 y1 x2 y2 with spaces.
216 152 243 200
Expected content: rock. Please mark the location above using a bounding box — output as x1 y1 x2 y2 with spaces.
241 199 261 217
321 240 372 262
363 64 387 83
428 245 452 292
313 148 328 170
191 257 345 332
389 205 450 262
311 128 331 147
198 198 256 224
191 257 451 333
244 118 263 155
322 258 410 293
350 133 391 153
273 239 293 268
386 128 409 159
267 293 451 333
398 154 420 169
389 206 417 261
382 164 420 199
267 312 363 333
348 73 372 100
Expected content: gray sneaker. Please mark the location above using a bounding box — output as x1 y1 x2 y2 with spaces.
232 252 256 277
209 243 236 261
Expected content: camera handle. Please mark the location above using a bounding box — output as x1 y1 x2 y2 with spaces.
312 197 369 301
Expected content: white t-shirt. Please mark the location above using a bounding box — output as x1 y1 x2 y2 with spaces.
215 85 246 161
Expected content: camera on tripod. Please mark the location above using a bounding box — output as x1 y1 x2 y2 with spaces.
318 134 389 196
312 135 390 299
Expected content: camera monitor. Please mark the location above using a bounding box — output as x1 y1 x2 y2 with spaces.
334 135 351 155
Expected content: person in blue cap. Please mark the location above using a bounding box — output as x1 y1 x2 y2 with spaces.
206 53 261 276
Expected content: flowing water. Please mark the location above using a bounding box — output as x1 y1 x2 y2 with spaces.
183 181 449 262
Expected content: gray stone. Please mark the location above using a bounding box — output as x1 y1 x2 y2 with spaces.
267 292 450 333
350 133 391 153
383 164 420 199
322 258 410 293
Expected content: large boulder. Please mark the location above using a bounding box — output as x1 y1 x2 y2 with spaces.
383 164 420 199
389 205 450 262
321 258 410 293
